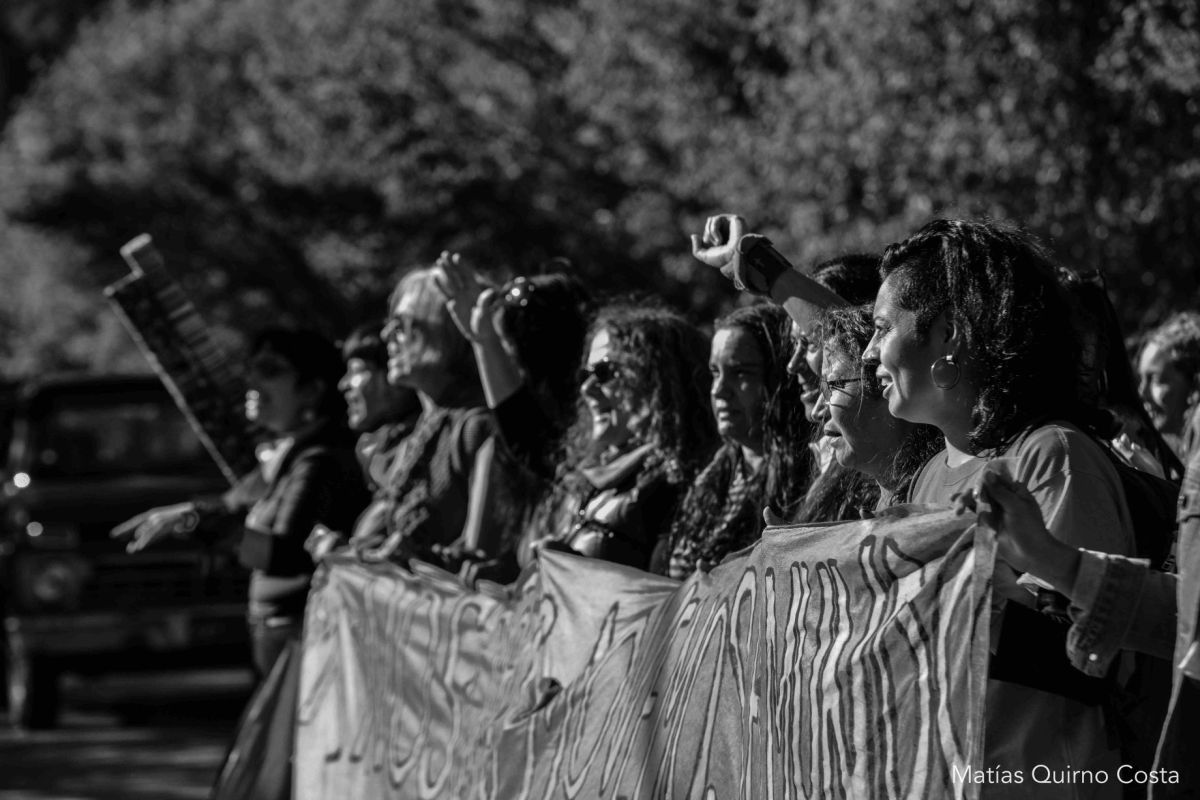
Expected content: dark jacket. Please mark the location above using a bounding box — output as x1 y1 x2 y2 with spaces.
496 386 683 572
382 404 493 559
198 419 368 618
347 416 420 548
562 442 682 572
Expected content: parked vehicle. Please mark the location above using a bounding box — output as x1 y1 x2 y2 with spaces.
0 373 249 728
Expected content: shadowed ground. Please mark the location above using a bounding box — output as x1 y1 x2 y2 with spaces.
0 669 254 800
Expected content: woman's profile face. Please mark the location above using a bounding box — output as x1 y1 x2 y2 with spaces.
383 283 457 395
339 357 406 433
787 321 823 422
580 329 646 452
1137 341 1196 437
709 327 767 450
821 347 909 479
863 275 944 426
245 347 312 435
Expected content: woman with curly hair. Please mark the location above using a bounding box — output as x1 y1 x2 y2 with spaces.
524 303 717 571
787 255 893 524
811 304 943 507
688 215 890 524
863 218 1137 800
663 304 811 578
437 255 716 573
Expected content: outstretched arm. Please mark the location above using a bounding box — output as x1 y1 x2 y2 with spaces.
691 214 849 330
111 502 199 553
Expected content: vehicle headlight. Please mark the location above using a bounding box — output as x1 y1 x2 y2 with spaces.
24 520 81 549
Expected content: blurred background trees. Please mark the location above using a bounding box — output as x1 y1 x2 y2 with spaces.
0 0 1196 374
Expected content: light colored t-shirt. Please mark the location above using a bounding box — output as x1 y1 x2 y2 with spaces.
910 422 1132 800
911 423 1133 556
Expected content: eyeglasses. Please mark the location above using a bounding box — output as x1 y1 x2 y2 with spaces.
819 376 863 401
502 277 535 308
578 359 625 386
382 313 417 340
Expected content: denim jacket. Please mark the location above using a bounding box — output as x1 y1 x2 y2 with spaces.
1066 442 1200 679
1066 550 1176 675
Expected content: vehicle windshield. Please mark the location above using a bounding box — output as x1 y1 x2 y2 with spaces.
26 387 215 479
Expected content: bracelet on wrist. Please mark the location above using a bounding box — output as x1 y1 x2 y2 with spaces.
736 235 792 294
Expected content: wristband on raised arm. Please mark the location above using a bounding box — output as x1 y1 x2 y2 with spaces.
736 234 793 294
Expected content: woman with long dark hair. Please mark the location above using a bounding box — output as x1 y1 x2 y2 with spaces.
969 417 1198 797
524 303 717 570
862 218 1135 799
437 256 716 573
664 304 810 578
1058 270 1184 480
689 214 893 524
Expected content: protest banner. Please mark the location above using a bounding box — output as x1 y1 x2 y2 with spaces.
295 506 992 799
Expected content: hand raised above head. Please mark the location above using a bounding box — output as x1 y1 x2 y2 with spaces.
469 287 508 346
690 214 746 273
690 214 788 297
433 251 492 341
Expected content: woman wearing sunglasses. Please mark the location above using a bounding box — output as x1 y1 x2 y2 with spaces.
533 303 716 570
663 303 811 578
437 254 715 573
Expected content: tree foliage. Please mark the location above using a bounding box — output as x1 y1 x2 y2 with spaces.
0 0 1196 375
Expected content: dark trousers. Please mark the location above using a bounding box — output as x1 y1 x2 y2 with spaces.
248 615 302 678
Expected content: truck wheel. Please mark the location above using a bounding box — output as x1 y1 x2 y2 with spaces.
6 640 59 730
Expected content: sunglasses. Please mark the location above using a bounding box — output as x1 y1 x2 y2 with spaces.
578 359 625 386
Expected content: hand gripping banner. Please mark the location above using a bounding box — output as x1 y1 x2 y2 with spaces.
295 506 994 799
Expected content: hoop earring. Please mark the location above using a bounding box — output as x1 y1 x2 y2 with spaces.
931 355 961 390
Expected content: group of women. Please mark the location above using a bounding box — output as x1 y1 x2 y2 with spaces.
114 214 1200 798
